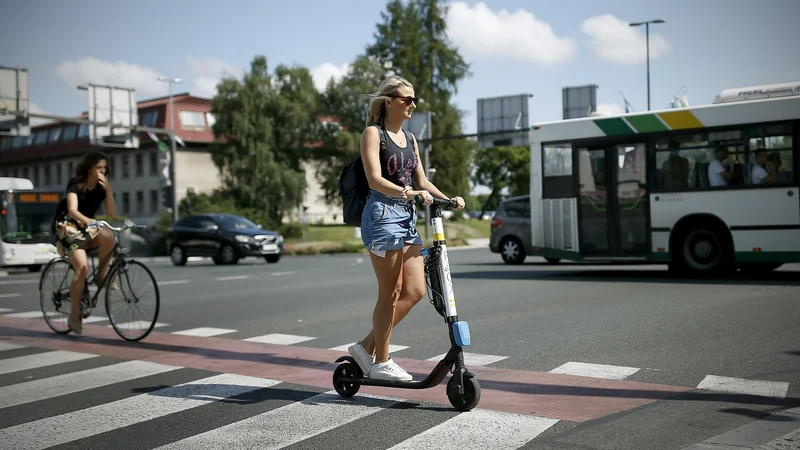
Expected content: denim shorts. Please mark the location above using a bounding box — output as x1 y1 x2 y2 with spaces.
361 189 423 257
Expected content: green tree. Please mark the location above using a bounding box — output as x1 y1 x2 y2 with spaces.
207 55 317 228
365 0 473 198
472 145 530 213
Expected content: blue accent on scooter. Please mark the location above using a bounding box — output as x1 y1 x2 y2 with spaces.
453 321 470 347
420 247 430 256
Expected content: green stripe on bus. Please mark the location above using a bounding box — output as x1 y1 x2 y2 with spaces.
625 114 669 133
593 117 635 136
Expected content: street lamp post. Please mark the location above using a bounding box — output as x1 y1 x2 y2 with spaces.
629 19 665 111
157 76 183 223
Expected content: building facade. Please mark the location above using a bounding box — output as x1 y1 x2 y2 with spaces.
0 93 342 230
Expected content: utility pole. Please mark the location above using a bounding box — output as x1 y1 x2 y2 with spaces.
158 76 183 223
629 19 666 111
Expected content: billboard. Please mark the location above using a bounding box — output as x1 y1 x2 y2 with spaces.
477 94 532 149
0 67 30 136
84 83 139 148
562 84 598 119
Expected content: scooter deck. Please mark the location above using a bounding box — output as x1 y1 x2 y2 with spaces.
333 356 456 390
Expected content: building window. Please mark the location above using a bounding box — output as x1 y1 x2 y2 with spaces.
48 127 62 143
56 162 62 185
140 110 159 126
43 165 52 186
150 189 158 213
122 155 129 178
206 112 216 128
61 125 77 142
135 153 143 177
122 192 130 215
179 110 206 131
136 191 144 214
67 161 74 179
149 150 158 175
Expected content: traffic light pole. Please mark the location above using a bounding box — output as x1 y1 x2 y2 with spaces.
168 129 178 223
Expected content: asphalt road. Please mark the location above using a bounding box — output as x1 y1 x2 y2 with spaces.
1 249 799 449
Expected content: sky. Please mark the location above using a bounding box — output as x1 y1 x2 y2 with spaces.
2 0 799 135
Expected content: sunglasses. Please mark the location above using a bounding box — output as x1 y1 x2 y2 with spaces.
392 95 418 106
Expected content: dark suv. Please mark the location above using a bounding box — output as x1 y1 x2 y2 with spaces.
166 213 284 266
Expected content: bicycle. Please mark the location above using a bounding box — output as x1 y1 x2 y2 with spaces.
39 219 161 341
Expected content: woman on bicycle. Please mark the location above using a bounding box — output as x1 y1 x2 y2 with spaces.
347 75 465 381
52 151 117 334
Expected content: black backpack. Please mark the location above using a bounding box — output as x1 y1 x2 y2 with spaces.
338 123 414 226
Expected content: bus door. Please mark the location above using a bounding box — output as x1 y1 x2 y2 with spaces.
577 142 650 257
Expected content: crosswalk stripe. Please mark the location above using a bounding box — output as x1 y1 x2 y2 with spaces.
0 307 13 313
0 360 182 409
328 342 409 353
172 327 237 337
153 390 402 450
0 350 98 376
696 375 790 398
549 361 640 380
3 311 54 319
0 373 282 450
243 333 316 345
425 352 508 366
387 409 560 449
107 321 169 330
0 342 24 352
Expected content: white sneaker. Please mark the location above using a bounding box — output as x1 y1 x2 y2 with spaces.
347 342 374 376
369 358 413 382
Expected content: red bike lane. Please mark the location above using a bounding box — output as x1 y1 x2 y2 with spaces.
0 316 691 423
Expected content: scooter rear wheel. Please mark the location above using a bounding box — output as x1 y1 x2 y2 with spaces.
447 375 481 411
332 362 362 398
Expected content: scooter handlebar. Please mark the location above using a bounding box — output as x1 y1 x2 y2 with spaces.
414 195 458 209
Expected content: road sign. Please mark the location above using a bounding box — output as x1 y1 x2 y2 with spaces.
83 83 139 148
476 94 532 149
0 67 30 137
562 84 598 119
403 111 432 141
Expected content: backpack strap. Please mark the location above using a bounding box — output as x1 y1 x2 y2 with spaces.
373 123 387 152
404 130 416 153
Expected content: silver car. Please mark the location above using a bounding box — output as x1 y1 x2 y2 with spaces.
488 195 533 264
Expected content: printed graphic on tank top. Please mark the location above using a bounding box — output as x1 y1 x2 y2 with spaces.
380 130 419 189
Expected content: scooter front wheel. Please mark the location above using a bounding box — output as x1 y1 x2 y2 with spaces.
332 362 362 398
447 374 481 411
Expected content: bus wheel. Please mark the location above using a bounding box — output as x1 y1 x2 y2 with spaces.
676 227 731 275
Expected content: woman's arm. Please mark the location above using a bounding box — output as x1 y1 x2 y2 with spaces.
410 135 465 209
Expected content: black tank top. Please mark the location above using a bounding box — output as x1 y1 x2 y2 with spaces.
379 127 419 189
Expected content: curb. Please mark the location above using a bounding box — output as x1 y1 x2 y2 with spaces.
683 406 800 449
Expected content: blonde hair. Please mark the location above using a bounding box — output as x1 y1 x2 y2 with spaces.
365 75 413 126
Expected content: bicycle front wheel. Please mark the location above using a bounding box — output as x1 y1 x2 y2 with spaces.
39 258 74 334
105 260 161 341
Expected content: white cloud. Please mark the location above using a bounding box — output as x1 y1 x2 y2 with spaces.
55 57 166 97
309 62 351 92
445 2 577 65
581 14 670 65
596 103 626 115
183 56 243 98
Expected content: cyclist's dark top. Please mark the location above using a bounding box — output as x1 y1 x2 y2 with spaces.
379 128 419 188
54 178 107 223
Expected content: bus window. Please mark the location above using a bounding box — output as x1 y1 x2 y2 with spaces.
542 144 574 198
654 132 744 190
749 124 794 185
0 191 61 245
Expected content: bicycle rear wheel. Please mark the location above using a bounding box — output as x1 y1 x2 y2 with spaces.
39 258 74 334
105 260 160 341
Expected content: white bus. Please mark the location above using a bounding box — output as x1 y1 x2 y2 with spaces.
528 82 799 275
0 177 61 272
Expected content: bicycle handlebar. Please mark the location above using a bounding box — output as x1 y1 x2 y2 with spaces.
94 219 148 232
414 195 459 209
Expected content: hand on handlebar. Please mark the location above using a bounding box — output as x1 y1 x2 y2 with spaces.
410 189 434 206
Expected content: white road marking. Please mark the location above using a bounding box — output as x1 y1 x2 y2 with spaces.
329 342 409 353
0 342 24 352
2 311 56 319
153 391 402 450
0 279 38 285
216 275 249 281
387 409 559 449
426 352 509 367
0 350 99 376
243 333 316 345
172 327 237 337
697 375 789 398
0 373 282 450
107 321 169 330
157 280 189 286
0 308 13 313
0 360 181 409
0 293 21 298
548 361 640 380
270 271 295 276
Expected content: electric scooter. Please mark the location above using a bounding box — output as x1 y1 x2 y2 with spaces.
331 195 481 411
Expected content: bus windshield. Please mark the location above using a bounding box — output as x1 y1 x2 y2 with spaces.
1 191 62 244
